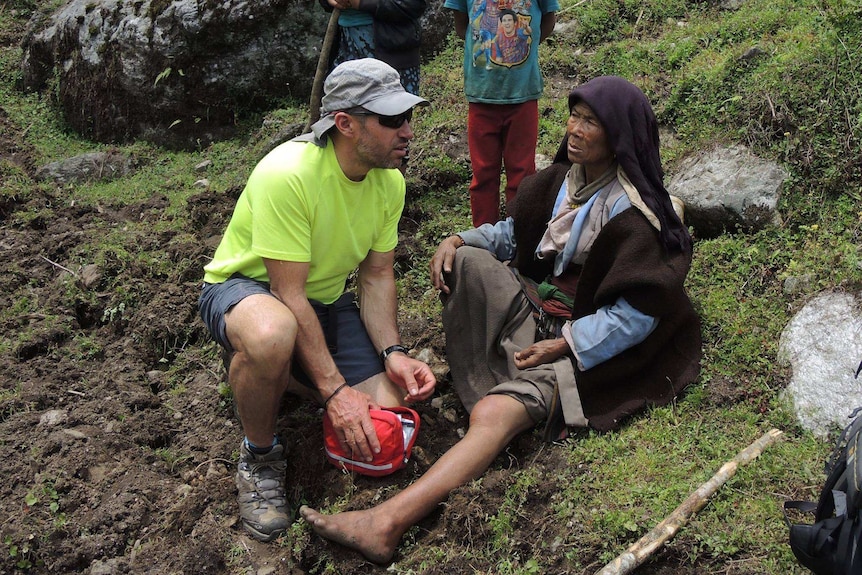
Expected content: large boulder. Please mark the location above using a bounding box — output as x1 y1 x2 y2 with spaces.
20 0 451 149
21 0 328 148
778 291 862 437
667 144 787 238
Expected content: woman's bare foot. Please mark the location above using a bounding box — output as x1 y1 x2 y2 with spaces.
299 505 401 563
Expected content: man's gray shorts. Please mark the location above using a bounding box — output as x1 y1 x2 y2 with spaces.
198 275 384 387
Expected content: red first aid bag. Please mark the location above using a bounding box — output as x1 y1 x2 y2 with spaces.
323 406 420 477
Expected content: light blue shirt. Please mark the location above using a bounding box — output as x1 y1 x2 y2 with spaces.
458 179 658 370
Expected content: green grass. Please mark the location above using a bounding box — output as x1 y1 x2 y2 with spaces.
3 0 862 572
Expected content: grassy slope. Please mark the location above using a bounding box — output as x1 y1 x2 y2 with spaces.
2 0 862 572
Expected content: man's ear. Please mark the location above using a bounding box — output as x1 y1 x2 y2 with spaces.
333 111 359 138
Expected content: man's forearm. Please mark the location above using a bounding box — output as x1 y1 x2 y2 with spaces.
358 269 401 354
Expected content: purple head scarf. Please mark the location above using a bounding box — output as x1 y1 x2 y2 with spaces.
553 76 691 254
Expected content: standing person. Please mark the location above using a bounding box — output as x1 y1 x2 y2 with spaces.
299 76 702 563
320 0 426 96
198 59 436 543
446 0 558 227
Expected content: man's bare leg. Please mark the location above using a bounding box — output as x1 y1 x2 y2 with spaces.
300 393 535 563
225 294 297 444
224 294 299 541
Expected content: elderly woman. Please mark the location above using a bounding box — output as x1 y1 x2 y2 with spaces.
300 76 702 563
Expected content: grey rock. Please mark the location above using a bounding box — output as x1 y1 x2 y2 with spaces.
667 144 787 238
36 151 136 184
80 264 102 289
21 0 329 148
783 274 814 295
89 558 123 575
39 409 69 426
778 291 862 437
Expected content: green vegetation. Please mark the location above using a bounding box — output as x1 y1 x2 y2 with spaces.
2 0 861 572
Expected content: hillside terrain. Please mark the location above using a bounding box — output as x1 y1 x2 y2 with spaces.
2 0 862 574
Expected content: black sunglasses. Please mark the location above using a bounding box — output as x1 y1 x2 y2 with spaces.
345 107 413 129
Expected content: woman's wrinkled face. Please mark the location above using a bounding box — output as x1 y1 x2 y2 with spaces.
566 101 614 177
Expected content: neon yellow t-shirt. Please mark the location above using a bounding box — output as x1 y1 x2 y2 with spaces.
203 139 404 304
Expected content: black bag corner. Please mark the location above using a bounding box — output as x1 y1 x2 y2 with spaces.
785 407 862 574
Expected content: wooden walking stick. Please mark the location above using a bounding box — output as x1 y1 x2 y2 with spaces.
304 7 341 132
595 428 784 575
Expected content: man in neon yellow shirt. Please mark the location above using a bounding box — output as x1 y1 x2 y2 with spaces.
199 59 436 542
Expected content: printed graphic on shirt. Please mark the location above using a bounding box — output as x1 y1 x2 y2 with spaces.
470 0 533 69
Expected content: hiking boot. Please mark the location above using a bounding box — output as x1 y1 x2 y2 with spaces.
235 440 290 542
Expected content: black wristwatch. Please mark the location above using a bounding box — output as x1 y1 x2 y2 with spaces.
380 344 409 364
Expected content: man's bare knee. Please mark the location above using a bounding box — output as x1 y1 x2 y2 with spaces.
226 295 298 362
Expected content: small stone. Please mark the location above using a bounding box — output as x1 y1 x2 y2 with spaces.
175 484 193 497
411 446 430 467
413 347 435 363
62 428 88 439
39 409 68 426
80 264 102 289
783 274 814 295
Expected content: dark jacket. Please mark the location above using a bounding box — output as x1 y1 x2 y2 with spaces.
320 0 426 70
509 163 703 432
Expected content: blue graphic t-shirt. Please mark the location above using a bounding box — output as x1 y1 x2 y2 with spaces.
444 0 559 104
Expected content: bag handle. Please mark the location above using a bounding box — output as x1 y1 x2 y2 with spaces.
784 500 819 528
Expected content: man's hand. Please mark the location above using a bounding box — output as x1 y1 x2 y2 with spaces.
384 353 436 402
514 338 569 369
325 385 381 462
429 235 463 294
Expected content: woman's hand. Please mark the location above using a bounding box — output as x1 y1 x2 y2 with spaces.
514 337 569 369
429 235 464 294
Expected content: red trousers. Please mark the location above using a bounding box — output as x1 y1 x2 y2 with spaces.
467 100 538 227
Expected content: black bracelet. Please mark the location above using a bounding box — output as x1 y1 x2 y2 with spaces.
380 344 409 364
324 382 349 408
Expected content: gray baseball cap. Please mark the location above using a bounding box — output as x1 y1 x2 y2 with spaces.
309 58 429 142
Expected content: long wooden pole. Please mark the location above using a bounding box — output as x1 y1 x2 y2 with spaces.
305 8 341 132
595 428 784 575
